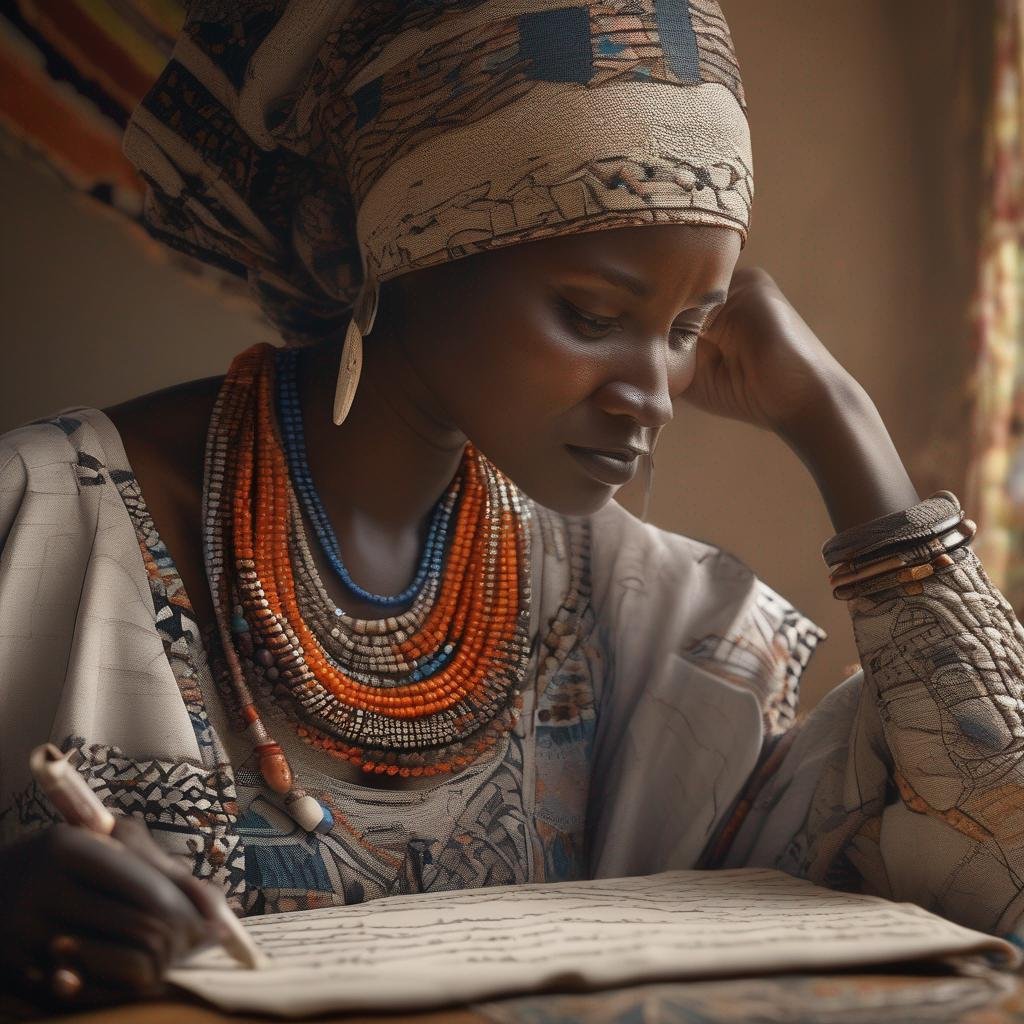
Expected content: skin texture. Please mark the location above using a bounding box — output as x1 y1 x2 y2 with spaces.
4 221 922 1003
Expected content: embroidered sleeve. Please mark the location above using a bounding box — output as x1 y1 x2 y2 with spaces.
709 524 1024 940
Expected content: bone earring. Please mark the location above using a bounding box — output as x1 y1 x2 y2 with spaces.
332 276 379 428
332 316 363 427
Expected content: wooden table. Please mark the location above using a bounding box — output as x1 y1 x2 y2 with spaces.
14 968 1024 1024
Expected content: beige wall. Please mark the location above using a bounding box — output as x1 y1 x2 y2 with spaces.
0 1 989 710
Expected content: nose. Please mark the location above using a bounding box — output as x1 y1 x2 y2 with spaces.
594 337 684 430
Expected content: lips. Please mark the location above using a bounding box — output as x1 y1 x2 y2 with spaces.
565 444 641 485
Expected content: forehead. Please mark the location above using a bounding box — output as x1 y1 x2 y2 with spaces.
401 223 739 304
486 223 740 295
537 222 739 262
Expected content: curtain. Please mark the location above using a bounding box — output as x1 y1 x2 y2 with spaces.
0 1 248 296
965 0 1024 611
0 0 184 211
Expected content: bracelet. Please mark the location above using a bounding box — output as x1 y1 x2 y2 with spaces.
828 518 977 589
821 490 962 570
822 490 977 601
831 545 971 601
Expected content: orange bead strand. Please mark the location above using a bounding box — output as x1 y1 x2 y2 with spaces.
202 343 533 792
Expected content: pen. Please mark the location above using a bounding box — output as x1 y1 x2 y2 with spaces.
29 742 269 970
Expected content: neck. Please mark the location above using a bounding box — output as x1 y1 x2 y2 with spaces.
295 329 468 539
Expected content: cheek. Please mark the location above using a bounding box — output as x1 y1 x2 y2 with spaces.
439 298 595 431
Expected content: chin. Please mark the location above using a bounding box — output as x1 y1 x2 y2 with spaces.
504 471 618 518
479 443 621 518
542 485 617 517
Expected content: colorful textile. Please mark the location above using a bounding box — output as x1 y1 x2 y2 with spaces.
965 0 1024 611
0 1 184 211
122 1 753 342
7 402 1024 950
0 407 824 914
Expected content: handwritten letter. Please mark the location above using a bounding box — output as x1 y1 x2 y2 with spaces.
168 868 1021 1017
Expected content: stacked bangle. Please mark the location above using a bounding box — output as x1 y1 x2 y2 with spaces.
822 490 977 601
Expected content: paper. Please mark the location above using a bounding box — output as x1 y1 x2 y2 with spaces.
167 868 1022 1018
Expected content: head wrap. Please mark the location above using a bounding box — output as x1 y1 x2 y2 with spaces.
123 1 752 344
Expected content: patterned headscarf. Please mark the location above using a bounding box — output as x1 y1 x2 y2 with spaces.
123 1 752 344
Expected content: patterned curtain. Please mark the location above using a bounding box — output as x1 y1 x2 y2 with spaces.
965 0 1024 611
0 0 245 295
0 1 185 209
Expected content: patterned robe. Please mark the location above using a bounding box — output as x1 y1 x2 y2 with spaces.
1 408 1021 948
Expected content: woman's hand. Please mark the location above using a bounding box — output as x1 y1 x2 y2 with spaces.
0 818 225 1010
681 267 858 442
682 266 920 532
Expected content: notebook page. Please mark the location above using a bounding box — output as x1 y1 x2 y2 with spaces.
167 868 1022 1018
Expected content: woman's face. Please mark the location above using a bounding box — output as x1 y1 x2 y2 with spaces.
382 222 741 516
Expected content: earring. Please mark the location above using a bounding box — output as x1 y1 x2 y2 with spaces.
640 450 656 523
332 275 379 427
331 316 363 427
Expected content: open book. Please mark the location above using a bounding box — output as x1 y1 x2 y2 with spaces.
167 868 1022 1018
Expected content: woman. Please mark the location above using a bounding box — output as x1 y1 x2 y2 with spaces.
3 0 1022 1009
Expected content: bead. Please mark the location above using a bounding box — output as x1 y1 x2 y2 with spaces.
257 743 293 793
285 793 328 832
205 343 535 781
314 803 335 834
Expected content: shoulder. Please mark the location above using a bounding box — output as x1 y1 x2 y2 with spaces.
0 374 223 542
1 372 223 477
0 410 115 501
102 374 222 443
581 498 828 734
102 374 223 504
585 498 762 614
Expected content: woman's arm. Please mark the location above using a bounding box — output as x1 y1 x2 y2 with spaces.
0 420 225 1006
708 381 1024 938
607 264 1024 934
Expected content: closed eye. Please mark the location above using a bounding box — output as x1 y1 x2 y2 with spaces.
557 298 615 338
558 298 705 349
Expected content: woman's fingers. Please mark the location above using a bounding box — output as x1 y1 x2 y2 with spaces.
39 886 178 969
48 933 167 996
57 827 213 954
110 816 230 932
0 823 226 1012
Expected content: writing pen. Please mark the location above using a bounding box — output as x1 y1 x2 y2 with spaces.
29 742 269 970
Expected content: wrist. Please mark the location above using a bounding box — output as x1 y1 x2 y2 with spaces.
780 378 921 536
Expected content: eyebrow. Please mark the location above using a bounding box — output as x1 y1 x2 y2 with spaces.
569 265 728 309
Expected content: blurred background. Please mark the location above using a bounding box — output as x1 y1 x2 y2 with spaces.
0 0 1020 711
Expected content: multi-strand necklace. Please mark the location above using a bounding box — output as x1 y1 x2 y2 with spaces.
203 342 534 833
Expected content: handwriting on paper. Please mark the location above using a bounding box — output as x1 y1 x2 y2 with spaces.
168 868 1021 1018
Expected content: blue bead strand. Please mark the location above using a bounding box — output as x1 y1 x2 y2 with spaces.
273 347 455 611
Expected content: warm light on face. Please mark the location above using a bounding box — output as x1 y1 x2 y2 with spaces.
381 222 742 516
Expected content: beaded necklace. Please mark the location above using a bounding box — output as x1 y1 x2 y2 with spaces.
203 343 534 833
275 346 452 610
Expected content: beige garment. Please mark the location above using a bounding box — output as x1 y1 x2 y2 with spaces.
0 408 824 914
5 408 1024 945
